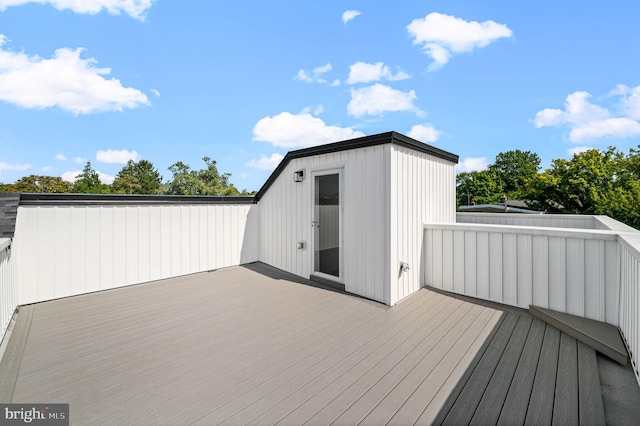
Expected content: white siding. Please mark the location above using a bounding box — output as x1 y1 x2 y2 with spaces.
389 145 456 305
457 212 599 229
0 238 17 339
14 204 258 305
258 146 387 304
619 233 640 385
424 223 620 323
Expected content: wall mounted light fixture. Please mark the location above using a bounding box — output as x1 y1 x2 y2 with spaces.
294 170 304 182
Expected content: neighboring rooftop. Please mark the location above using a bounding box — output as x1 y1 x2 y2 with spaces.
1 263 637 424
0 192 20 238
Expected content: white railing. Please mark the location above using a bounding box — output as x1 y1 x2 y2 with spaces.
457 212 601 229
425 213 640 386
0 238 17 340
424 223 620 323
618 233 640 384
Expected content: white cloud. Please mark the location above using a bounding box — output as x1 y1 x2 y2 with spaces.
96 149 138 164
346 62 410 84
295 63 336 85
98 171 114 184
40 165 53 172
407 124 441 143
567 146 593 156
61 170 80 182
456 157 488 173
0 161 30 171
534 89 640 142
610 84 640 120
0 0 155 20
74 156 87 164
0 35 149 114
407 12 512 71
246 153 284 170
150 88 160 97
54 153 66 161
61 169 114 184
342 10 361 24
253 111 365 149
348 83 419 117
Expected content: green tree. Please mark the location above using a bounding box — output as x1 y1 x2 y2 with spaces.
456 169 504 206
164 157 243 196
73 162 111 194
112 159 162 194
524 148 619 214
4 175 73 193
489 149 541 196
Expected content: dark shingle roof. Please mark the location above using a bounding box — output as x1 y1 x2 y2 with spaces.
0 192 20 238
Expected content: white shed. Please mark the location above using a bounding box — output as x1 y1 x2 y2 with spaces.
255 131 458 305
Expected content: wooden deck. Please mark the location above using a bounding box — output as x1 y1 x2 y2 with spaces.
1 263 503 425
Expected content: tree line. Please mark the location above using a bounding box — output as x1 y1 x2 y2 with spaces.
0 158 253 196
457 146 640 229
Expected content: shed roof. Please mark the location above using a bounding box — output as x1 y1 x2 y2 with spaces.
255 131 458 201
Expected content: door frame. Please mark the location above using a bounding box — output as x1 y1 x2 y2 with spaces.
311 167 344 283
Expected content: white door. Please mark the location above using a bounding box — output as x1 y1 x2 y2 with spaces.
313 172 341 279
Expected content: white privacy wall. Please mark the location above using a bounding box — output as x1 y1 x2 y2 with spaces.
0 238 17 339
390 145 456 305
424 224 621 324
258 145 388 304
14 204 258 305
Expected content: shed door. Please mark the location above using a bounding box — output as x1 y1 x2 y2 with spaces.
313 173 340 279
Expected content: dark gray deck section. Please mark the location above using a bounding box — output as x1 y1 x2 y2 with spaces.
529 305 628 365
0 263 501 425
434 312 607 425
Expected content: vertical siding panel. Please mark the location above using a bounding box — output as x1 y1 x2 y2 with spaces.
584 239 602 321
464 231 477 295
85 207 101 293
189 206 200 273
16 208 37 303
69 207 86 296
113 207 127 287
170 206 181 276
532 235 549 307
565 238 583 316
453 230 465 293
126 207 139 285
605 240 620 324
432 230 443 291
488 233 502 301
549 237 566 312
149 206 161 281
442 229 453 290
477 232 489 300
517 234 533 308
503 233 517 306
160 206 171 279
180 206 191 274
54 207 71 298
100 207 115 289
36 208 55 300
138 207 150 284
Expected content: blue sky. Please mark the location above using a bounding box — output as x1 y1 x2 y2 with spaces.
1 1 639 192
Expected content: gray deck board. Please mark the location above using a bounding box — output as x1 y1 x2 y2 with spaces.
2 263 503 425
553 332 579 425
4 263 626 425
0 305 33 402
440 312 519 425
470 314 533 425
578 341 606 425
